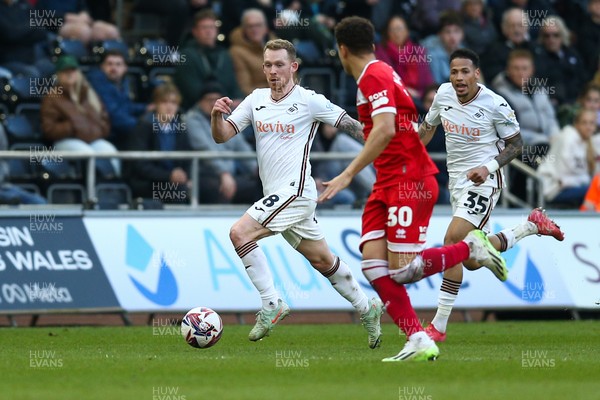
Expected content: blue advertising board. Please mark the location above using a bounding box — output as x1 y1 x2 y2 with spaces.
0 216 120 312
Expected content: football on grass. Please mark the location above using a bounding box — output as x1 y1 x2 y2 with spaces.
181 307 223 348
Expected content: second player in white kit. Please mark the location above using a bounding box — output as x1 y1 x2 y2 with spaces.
425 81 520 229
419 49 565 342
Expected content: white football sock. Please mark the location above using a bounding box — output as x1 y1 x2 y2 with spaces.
236 241 279 310
431 278 461 333
491 221 535 253
322 257 369 315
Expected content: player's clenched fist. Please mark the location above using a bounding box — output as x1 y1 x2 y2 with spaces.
466 166 490 186
211 96 233 117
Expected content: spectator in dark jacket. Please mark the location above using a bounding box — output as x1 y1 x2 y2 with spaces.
533 15 588 107
0 0 53 78
461 0 497 55
481 8 535 83
575 0 600 80
489 0 556 40
411 0 461 38
87 50 150 149
124 84 191 203
174 9 242 110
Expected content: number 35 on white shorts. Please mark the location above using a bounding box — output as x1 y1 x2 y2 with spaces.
451 185 501 232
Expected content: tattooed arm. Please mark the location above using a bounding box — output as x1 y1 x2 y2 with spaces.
337 114 364 143
467 132 523 186
418 121 438 146
495 133 523 167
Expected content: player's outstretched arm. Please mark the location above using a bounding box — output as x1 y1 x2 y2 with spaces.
467 132 524 186
336 114 365 143
211 96 237 144
318 112 395 202
418 121 438 146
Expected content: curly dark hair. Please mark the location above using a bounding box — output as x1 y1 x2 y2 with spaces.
334 16 375 56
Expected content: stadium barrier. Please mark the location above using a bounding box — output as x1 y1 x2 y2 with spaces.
1 209 598 317
0 150 544 208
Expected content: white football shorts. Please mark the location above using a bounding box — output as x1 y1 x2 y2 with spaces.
246 189 324 248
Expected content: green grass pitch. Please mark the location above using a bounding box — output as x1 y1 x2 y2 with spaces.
1 321 598 400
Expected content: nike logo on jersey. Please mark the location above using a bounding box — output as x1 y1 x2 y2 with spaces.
444 106 453 111
255 105 266 111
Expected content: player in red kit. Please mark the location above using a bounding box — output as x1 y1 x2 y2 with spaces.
320 16 507 361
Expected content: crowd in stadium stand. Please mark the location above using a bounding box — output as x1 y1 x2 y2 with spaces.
0 0 599 211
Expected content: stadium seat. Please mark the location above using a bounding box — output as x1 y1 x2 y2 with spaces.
47 183 86 204
8 142 43 180
5 76 31 98
2 75 44 109
336 70 358 112
126 66 150 103
130 14 166 42
298 67 336 100
92 39 130 61
54 38 89 61
0 66 12 80
15 103 42 134
3 114 41 142
295 40 322 66
133 38 172 68
13 183 42 196
96 182 133 208
0 103 8 121
40 158 81 180
148 66 175 84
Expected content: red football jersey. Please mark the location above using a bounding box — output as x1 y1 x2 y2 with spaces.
356 60 438 188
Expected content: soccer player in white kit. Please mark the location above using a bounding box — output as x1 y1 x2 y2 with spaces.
418 49 564 342
210 39 384 347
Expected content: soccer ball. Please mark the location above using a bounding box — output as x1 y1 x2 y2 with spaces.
181 307 223 349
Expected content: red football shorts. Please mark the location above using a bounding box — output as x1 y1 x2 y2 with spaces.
360 175 439 253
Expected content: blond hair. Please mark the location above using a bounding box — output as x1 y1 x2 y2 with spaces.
152 83 182 105
264 39 296 61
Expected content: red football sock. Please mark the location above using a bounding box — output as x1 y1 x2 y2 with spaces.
371 275 423 336
420 242 469 278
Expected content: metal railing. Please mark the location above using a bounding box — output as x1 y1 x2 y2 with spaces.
0 150 541 208
502 159 545 208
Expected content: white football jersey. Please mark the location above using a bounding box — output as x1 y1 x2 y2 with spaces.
226 85 346 200
425 82 520 190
